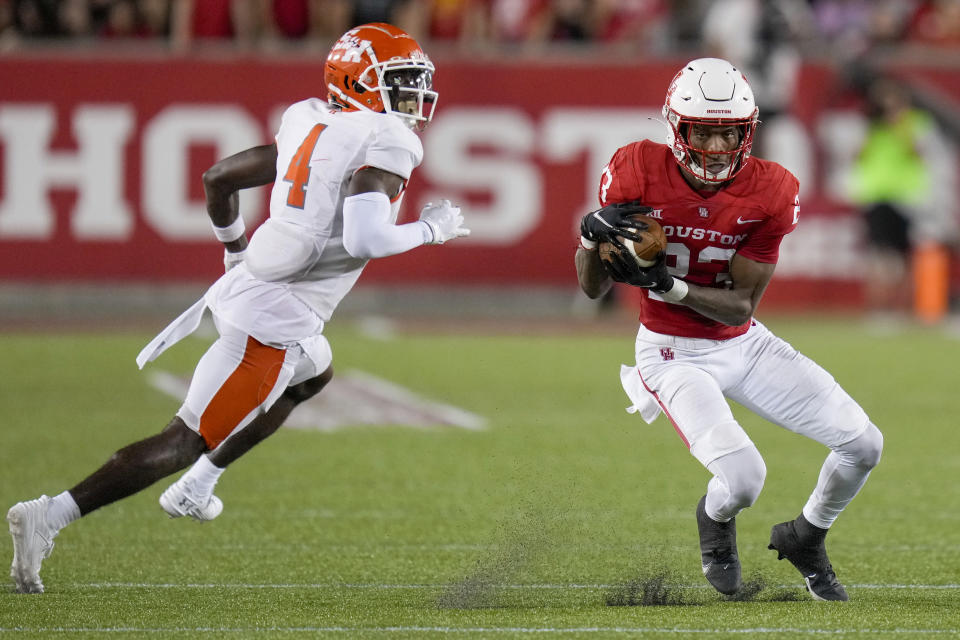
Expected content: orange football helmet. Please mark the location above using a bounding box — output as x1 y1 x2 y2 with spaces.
325 23 437 130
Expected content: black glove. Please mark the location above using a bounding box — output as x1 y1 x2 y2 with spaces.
580 202 653 244
604 250 676 293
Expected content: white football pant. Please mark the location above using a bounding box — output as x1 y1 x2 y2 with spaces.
176 315 330 449
634 320 882 528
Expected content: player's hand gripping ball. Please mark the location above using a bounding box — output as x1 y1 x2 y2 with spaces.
598 214 667 268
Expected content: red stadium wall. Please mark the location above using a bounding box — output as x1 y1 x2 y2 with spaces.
1 54 957 309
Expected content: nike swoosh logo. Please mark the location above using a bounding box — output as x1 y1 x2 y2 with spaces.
592 212 614 228
737 216 762 224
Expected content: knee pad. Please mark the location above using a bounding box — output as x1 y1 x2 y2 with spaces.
291 334 332 386
838 422 883 469
723 446 766 504
690 419 752 467
284 368 332 403
707 446 766 519
733 451 766 507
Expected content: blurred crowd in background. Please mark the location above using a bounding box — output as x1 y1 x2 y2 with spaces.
2 0 960 59
3 0 960 324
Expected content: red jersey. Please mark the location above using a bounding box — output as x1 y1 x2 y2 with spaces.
599 140 799 340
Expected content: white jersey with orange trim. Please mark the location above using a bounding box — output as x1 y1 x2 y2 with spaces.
137 101 422 370
234 98 423 323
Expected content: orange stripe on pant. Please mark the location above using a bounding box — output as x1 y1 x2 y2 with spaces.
198 336 286 449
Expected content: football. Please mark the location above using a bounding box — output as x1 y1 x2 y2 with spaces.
598 214 667 268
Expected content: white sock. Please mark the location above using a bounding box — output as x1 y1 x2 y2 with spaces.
47 491 81 533
182 454 225 496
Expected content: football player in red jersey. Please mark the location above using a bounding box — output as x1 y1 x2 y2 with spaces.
576 58 883 601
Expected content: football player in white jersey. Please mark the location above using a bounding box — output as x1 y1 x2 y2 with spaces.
576 58 883 601
6 23 469 594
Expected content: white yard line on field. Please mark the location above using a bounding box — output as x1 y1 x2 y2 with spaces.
76 582 960 590
1 625 958 635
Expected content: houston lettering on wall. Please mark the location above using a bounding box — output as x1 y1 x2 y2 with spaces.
1 56 957 307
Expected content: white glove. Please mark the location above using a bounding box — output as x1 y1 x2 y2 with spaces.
419 200 470 245
223 248 246 272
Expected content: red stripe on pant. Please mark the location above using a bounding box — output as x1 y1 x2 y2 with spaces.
638 367 690 448
198 336 285 449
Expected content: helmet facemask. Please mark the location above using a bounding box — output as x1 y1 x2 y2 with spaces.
662 58 759 183
380 66 438 130
325 24 438 131
666 113 758 183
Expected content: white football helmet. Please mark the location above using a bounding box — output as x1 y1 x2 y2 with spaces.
662 58 759 182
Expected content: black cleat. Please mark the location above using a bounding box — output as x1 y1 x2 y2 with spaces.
696 495 742 595
768 516 849 601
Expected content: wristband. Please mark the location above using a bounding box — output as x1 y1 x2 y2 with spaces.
658 278 688 303
579 235 597 250
212 217 246 243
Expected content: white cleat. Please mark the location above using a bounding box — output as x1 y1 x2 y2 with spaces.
159 479 223 522
7 496 57 594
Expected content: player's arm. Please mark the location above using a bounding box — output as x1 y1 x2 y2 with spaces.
576 245 614 299
202 143 278 264
346 165 406 200
608 250 775 326
680 185 797 325
678 254 775 326
342 166 469 259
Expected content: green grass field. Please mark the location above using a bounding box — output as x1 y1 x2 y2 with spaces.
1 314 958 638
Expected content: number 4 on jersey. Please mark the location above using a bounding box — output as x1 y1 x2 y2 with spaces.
283 123 327 209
